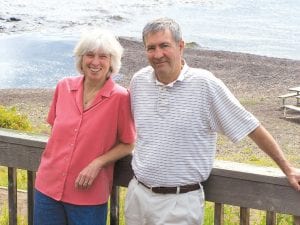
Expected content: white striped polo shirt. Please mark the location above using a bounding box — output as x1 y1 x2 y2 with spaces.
130 63 259 187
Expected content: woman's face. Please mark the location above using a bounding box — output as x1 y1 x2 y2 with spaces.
81 49 111 83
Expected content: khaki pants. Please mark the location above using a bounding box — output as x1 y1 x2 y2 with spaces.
125 178 205 225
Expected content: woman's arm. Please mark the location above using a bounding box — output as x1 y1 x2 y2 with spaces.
75 142 134 189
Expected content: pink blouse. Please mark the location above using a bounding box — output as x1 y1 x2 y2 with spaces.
35 76 136 205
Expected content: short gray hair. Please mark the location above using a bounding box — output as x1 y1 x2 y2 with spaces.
74 28 123 76
142 17 182 45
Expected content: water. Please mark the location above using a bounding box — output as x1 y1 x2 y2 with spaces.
0 34 76 88
0 0 299 88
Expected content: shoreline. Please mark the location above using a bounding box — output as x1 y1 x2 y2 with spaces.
1 35 299 89
0 38 300 166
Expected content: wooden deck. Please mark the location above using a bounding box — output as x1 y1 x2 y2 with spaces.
0 128 300 225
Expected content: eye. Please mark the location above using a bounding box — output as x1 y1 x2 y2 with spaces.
146 46 155 52
161 43 169 48
99 54 110 59
85 51 95 58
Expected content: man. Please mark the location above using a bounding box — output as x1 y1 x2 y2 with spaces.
125 17 300 225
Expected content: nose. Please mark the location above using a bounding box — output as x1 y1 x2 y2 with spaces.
91 55 101 65
153 48 164 59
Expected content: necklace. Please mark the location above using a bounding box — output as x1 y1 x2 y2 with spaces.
83 77 106 108
83 86 99 107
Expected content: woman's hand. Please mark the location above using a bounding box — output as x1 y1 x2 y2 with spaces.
74 142 134 190
75 158 102 190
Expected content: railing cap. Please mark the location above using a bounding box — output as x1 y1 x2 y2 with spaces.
0 128 47 148
212 160 288 186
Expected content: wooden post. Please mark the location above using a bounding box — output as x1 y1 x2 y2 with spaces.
240 207 250 225
214 203 224 225
27 171 36 225
110 186 119 225
8 167 17 225
266 211 276 225
294 216 300 225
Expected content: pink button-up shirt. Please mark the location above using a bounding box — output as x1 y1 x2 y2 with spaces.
35 76 136 205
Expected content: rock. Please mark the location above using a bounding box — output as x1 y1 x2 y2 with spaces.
7 17 21 22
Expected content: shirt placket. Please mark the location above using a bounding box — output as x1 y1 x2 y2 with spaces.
157 86 170 117
57 115 83 198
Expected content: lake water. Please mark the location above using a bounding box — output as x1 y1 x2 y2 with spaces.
0 0 299 88
0 35 76 88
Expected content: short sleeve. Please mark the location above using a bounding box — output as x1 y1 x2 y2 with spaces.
47 83 59 126
209 79 259 143
117 90 136 144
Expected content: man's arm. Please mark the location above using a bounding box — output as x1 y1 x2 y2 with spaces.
248 125 300 191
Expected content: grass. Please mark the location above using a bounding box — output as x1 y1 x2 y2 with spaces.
217 148 278 167
0 203 26 225
217 135 300 167
0 167 27 190
238 97 264 106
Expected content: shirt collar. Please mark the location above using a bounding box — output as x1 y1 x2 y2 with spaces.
69 76 115 98
98 77 115 98
154 60 189 87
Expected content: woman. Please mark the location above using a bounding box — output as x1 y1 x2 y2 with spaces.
34 29 136 225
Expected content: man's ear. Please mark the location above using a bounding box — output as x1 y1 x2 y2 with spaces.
179 40 185 55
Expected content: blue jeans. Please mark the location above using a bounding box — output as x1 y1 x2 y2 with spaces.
34 190 107 225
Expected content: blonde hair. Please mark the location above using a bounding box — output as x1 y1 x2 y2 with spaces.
73 28 124 76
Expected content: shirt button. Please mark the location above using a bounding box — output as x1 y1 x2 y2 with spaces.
74 129 78 132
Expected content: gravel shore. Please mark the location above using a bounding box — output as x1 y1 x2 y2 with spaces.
0 37 300 166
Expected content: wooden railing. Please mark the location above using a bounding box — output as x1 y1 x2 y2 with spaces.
0 128 300 225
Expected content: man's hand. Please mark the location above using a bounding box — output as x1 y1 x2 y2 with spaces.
286 166 300 191
248 125 300 191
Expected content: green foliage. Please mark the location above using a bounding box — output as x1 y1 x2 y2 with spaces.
0 203 26 225
0 167 7 188
238 97 263 106
203 203 293 225
203 202 214 224
0 204 8 225
0 167 28 190
277 213 293 225
185 41 200 48
0 106 32 131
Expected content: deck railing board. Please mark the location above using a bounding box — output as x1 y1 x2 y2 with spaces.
203 172 300 215
0 128 300 225
0 129 46 171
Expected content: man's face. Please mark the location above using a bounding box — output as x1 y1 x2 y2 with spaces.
144 29 184 84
